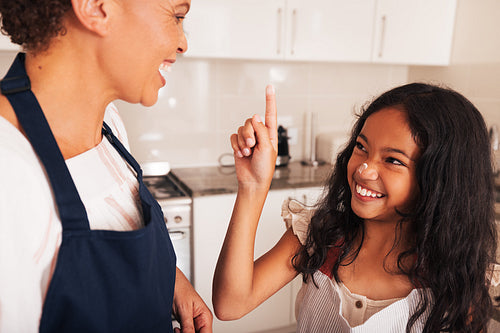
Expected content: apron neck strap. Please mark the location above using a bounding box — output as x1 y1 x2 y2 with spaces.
1 53 90 231
101 123 143 180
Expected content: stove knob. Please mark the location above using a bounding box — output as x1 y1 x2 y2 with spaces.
174 216 183 223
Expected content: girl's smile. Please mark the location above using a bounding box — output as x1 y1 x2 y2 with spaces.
354 181 385 199
347 107 421 223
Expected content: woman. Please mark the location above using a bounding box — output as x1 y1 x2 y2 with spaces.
0 0 212 332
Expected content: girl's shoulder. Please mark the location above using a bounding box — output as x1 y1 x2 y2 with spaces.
281 198 316 245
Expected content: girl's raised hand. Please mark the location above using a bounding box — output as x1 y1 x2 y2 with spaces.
230 85 278 191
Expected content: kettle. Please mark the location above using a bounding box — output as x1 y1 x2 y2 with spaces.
276 125 290 166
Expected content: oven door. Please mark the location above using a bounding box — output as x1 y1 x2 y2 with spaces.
168 227 191 283
169 227 191 330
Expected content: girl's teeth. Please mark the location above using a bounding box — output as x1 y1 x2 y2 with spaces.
356 184 382 198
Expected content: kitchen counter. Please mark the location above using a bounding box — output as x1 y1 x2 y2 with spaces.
170 161 333 197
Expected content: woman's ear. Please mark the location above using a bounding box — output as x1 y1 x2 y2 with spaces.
71 0 110 36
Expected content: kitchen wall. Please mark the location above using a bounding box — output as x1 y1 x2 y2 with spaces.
408 0 500 129
0 0 496 169
113 60 408 167
115 0 500 168
0 50 407 167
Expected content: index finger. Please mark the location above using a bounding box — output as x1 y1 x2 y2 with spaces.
265 85 277 149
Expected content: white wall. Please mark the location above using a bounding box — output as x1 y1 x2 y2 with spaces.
408 0 500 129
0 51 408 168
1 1 498 168
114 59 408 167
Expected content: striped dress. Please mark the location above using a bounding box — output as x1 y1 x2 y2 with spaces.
281 199 431 332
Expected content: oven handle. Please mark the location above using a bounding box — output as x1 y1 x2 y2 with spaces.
168 230 187 241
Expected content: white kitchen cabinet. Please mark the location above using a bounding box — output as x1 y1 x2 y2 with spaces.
183 0 285 60
184 0 457 65
0 34 18 51
372 0 457 65
192 186 322 332
285 0 375 62
183 0 375 62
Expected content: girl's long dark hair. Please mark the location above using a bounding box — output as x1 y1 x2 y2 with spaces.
294 83 497 332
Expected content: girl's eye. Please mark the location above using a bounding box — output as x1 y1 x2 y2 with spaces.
386 157 406 166
355 141 366 152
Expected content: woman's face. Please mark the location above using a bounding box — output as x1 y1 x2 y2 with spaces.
105 0 190 106
347 107 421 224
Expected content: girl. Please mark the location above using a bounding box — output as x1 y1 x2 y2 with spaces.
213 83 497 332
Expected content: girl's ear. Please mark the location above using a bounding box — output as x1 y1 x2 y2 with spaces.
71 0 110 36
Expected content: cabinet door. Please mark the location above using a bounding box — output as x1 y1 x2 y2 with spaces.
183 0 286 60
372 0 457 65
192 189 296 333
285 0 375 62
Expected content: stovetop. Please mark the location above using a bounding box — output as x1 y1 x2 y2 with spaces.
143 173 192 205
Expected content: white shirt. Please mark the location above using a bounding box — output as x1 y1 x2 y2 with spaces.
0 103 143 333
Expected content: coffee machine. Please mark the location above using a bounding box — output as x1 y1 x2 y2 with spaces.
276 125 290 166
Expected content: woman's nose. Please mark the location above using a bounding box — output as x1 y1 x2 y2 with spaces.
177 27 188 54
358 162 378 180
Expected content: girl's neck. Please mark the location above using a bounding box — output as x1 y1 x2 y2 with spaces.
357 219 413 259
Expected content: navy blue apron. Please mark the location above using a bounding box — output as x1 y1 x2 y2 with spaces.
1 53 177 333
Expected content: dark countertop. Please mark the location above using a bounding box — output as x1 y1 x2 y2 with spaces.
171 161 333 197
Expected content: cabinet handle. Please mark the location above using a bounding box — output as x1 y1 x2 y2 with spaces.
378 15 387 58
277 8 283 55
291 9 297 56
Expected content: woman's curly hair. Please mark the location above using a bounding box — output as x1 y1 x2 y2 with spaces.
294 83 497 332
0 0 72 53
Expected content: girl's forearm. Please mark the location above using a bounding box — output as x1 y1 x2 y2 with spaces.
212 186 268 319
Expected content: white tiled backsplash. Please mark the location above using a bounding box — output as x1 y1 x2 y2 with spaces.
0 51 404 168
2 13 500 170
114 58 408 167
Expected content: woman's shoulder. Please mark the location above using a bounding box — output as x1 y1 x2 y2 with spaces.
0 114 54 207
0 114 45 171
0 113 58 239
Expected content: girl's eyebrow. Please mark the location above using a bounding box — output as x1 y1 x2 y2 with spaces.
358 133 415 161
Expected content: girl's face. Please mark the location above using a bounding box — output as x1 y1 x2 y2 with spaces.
347 107 421 224
104 0 190 106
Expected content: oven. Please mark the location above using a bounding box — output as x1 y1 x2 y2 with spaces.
143 172 193 283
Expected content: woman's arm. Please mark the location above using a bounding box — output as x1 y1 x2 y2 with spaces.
172 267 213 333
212 86 301 320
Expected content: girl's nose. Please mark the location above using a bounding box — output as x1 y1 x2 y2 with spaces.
358 162 378 180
